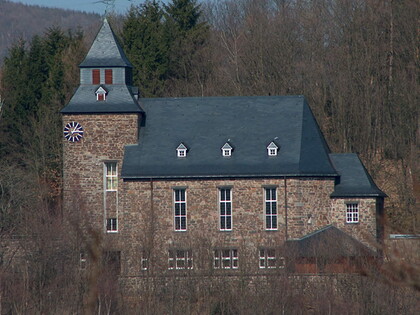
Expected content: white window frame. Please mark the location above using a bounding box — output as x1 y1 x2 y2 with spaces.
141 250 148 271
106 218 118 233
259 249 280 269
221 142 233 157
168 249 193 270
79 251 87 270
95 86 107 101
267 142 279 156
177 149 186 157
105 162 118 191
214 249 238 269
176 143 188 157
346 203 359 223
265 187 278 230
96 92 106 101
223 149 231 156
174 188 187 231
219 188 232 231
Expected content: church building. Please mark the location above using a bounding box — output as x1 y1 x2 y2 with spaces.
61 19 386 278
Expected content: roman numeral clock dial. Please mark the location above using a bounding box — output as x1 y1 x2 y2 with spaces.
64 121 84 142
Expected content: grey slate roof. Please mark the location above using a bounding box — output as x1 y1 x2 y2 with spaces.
121 95 338 179
329 153 386 197
79 18 132 68
61 85 143 114
286 225 377 258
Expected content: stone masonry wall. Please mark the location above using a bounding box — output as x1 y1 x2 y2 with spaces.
286 178 335 239
117 177 378 277
62 114 139 233
331 197 378 249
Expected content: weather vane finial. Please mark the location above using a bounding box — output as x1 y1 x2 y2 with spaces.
94 0 116 17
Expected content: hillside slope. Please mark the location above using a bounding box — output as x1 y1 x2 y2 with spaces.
0 0 100 62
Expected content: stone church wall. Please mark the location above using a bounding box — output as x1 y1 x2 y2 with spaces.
62 113 139 233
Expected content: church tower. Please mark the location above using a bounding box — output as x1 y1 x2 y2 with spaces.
61 19 142 235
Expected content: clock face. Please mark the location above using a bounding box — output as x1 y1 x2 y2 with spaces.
64 121 84 142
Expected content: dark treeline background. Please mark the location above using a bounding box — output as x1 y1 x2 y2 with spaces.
0 0 418 313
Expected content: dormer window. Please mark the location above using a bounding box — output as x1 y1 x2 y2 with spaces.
95 86 108 101
176 143 188 157
267 141 279 156
222 142 233 157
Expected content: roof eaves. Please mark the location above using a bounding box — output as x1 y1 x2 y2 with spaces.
330 192 387 198
121 173 338 180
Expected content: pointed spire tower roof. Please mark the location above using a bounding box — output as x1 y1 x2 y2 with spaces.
79 18 132 68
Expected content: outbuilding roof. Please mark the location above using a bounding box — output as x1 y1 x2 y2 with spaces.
286 225 377 258
329 153 386 197
79 18 132 68
121 95 338 179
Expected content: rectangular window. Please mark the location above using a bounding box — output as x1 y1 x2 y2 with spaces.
174 189 187 231
97 93 105 101
346 203 359 223
219 188 232 231
223 149 231 156
92 69 100 84
214 249 238 269
259 249 283 269
265 188 277 230
105 162 117 191
141 250 148 271
168 249 193 270
105 69 113 84
80 251 87 270
106 218 118 232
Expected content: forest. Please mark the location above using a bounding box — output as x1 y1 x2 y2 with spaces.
0 0 418 313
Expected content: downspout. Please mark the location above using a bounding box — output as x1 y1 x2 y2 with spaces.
284 176 288 240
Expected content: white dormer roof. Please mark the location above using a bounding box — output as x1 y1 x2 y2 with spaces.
95 86 107 95
176 143 188 157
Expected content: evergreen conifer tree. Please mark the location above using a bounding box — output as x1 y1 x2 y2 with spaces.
122 0 169 97
164 0 210 96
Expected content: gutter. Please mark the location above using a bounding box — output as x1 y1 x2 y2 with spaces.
121 173 339 180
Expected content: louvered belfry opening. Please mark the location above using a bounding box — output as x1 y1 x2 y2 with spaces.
105 69 113 84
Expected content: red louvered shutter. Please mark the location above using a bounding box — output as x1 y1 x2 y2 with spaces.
105 69 113 84
92 69 100 84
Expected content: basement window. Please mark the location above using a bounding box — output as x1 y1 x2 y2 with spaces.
168 249 193 270
214 249 238 269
